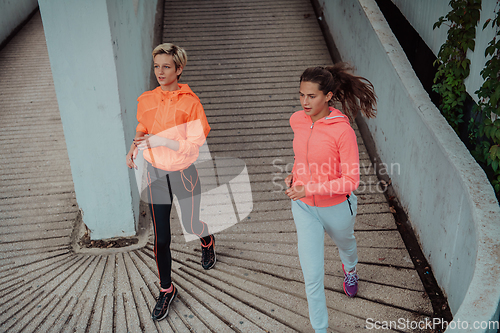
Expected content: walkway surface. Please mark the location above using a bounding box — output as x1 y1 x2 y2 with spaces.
0 1 434 332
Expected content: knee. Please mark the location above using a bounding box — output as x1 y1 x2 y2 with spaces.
155 236 171 251
185 219 207 236
335 235 357 252
304 277 325 301
305 278 323 290
303 269 324 291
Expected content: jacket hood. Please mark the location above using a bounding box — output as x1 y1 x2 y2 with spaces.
323 107 350 124
298 107 350 125
150 83 200 101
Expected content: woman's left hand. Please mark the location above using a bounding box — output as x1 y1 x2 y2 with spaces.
135 134 168 150
286 185 306 200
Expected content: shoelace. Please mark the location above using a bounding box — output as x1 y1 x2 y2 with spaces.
344 272 358 286
155 290 174 310
155 292 167 309
202 243 214 263
202 245 214 259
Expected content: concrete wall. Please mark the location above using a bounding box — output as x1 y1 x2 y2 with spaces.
391 0 497 103
39 0 158 239
0 0 38 46
319 0 500 331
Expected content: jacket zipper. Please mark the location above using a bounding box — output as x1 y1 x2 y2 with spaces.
306 122 316 206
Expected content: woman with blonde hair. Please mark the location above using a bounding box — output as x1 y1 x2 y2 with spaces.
126 43 216 321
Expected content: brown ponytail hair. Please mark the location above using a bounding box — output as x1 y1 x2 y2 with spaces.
300 63 377 121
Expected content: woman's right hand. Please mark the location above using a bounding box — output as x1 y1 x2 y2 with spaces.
126 145 138 169
285 174 293 188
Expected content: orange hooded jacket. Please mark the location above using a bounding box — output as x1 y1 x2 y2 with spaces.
290 107 360 207
136 83 210 171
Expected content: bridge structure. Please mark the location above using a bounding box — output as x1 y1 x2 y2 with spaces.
0 1 459 332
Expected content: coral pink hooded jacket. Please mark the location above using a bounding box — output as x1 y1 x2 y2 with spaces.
136 84 210 171
290 107 360 207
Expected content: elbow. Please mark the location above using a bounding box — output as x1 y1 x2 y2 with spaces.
178 140 199 155
343 176 359 194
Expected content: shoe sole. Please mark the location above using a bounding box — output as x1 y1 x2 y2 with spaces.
202 247 217 270
153 288 178 321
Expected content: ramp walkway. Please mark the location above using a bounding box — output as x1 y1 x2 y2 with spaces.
0 1 434 332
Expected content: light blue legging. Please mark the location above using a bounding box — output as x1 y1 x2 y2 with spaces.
291 194 358 333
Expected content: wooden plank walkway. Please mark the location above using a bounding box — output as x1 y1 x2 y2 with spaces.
0 2 434 332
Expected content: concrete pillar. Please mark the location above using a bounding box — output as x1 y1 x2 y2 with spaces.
38 0 158 239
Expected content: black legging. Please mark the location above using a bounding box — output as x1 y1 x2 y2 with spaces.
145 163 211 289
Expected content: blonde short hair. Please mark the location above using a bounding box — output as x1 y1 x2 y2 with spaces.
152 43 187 79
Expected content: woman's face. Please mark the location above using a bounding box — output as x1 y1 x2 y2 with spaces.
299 81 332 122
154 53 183 90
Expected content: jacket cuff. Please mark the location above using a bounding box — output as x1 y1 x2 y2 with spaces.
305 183 320 196
136 123 147 133
177 140 196 155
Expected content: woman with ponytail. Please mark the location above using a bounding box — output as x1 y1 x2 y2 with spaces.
285 63 376 333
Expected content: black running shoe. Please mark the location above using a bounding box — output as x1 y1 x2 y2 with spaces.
151 285 177 321
201 235 216 270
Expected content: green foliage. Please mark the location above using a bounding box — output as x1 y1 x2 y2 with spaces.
433 0 481 133
434 0 500 198
472 2 500 195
